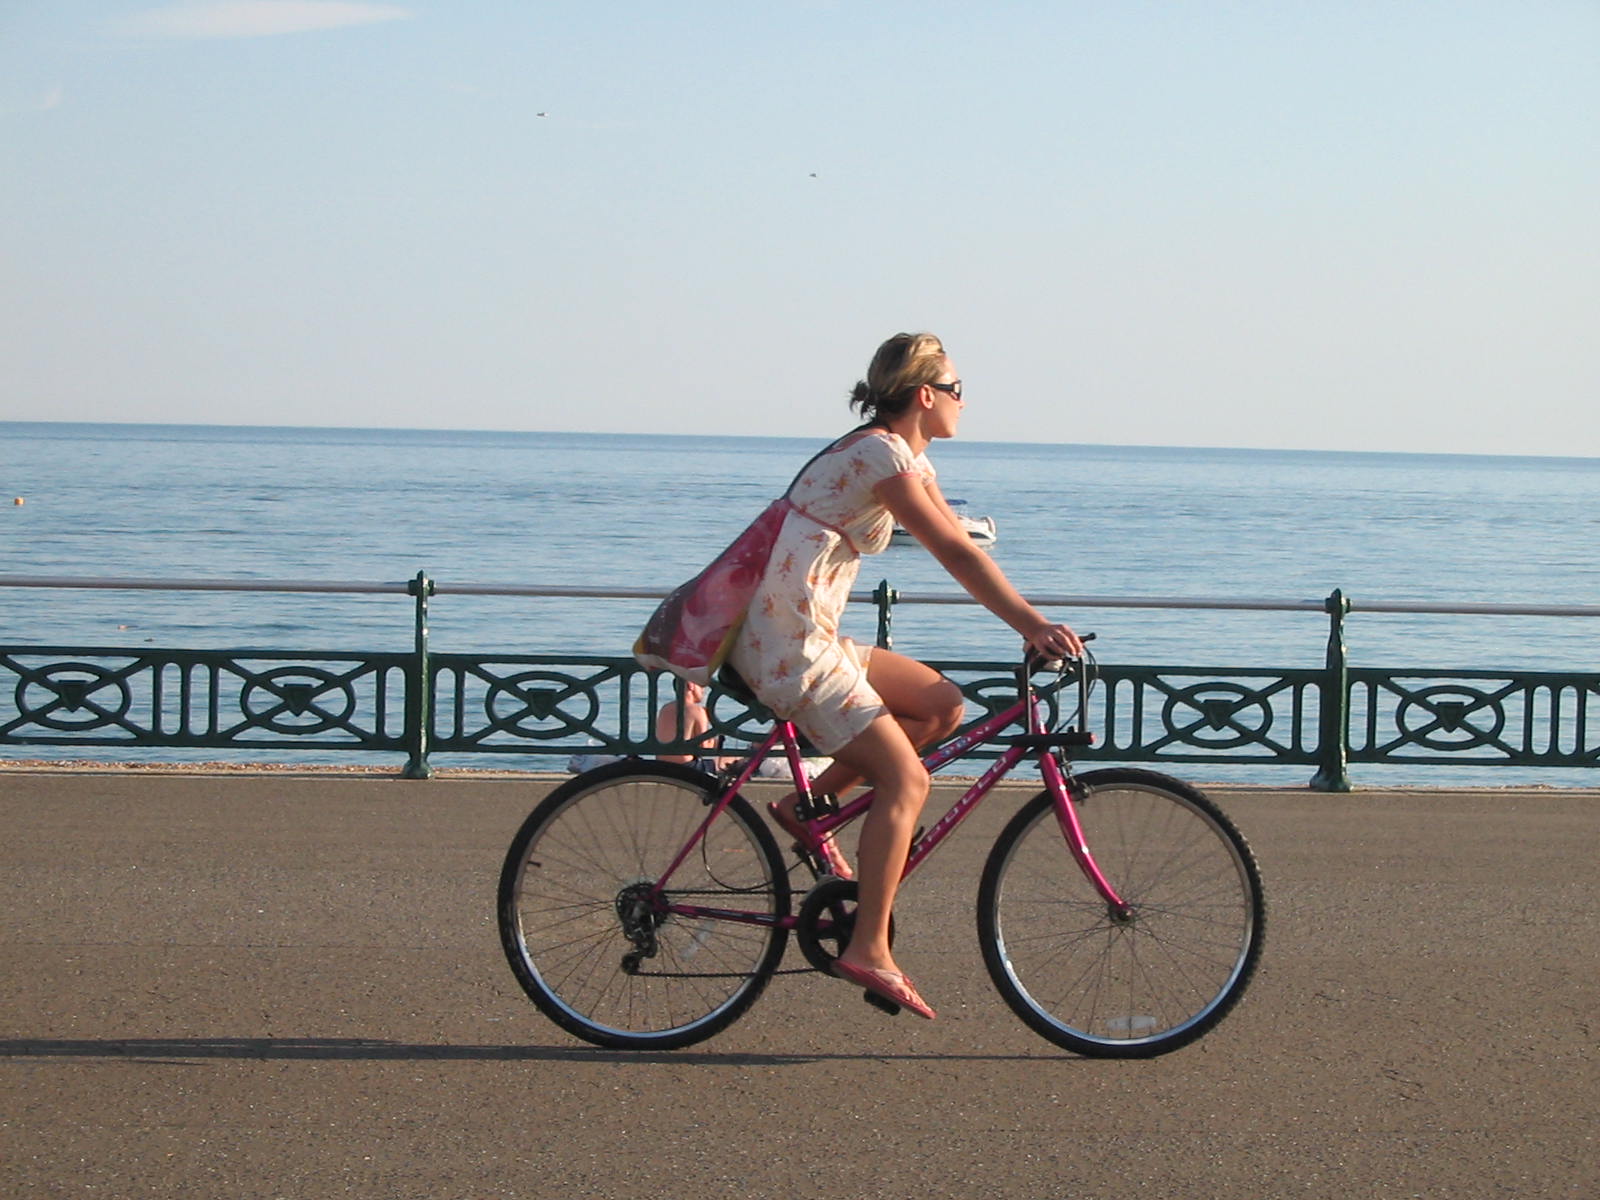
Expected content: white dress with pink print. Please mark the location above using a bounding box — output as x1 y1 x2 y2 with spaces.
727 429 934 755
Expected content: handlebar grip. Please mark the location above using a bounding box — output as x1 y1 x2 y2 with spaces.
1023 632 1094 674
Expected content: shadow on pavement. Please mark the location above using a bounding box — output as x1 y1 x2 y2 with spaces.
0 1036 1063 1066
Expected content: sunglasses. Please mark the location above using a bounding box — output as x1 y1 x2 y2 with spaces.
928 380 963 400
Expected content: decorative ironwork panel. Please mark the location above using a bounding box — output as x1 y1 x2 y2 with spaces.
432 655 643 753
924 660 1077 761
1349 669 1600 767
1087 666 1324 766
1 647 409 750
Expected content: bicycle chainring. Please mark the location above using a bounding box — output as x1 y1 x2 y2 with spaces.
794 878 894 974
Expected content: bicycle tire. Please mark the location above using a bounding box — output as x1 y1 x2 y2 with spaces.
497 760 791 1050
976 767 1264 1058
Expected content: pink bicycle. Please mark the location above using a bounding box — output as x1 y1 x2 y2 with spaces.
497 647 1265 1057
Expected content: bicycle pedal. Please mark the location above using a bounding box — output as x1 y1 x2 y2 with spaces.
794 792 840 821
863 990 901 1016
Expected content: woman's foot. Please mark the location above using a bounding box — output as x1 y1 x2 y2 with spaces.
767 799 854 880
831 958 936 1020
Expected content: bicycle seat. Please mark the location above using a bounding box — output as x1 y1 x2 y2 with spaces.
714 663 759 705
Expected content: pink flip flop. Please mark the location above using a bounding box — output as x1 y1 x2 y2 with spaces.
831 959 936 1021
767 801 854 880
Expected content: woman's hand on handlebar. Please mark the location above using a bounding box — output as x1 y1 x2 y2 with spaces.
1025 622 1085 662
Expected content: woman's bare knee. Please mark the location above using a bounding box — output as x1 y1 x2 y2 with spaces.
853 746 929 809
832 718 928 807
876 761 930 810
931 679 964 737
868 651 966 740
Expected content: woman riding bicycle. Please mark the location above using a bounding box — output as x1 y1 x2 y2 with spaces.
727 332 1083 1020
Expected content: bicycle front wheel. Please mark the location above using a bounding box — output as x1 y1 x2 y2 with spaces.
498 760 791 1050
977 768 1264 1058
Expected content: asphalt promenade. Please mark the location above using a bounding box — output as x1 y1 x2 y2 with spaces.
2 766 1596 1199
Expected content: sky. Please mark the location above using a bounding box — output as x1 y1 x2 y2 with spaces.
2 1 1597 455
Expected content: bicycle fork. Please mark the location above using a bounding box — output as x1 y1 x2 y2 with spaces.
1041 752 1134 923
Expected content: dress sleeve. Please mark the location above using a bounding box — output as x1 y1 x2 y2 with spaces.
859 432 923 485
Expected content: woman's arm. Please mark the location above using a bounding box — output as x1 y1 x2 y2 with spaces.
876 474 1084 660
922 477 966 528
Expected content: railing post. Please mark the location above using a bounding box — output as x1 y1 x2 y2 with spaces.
1310 587 1352 792
873 579 898 650
403 570 435 779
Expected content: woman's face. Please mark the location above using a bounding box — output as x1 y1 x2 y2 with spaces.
927 357 964 440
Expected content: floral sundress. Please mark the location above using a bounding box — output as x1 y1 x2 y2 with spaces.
727 429 934 754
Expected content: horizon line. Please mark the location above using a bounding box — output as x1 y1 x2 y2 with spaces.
2 417 1595 465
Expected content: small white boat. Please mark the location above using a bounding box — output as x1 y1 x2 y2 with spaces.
891 499 997 547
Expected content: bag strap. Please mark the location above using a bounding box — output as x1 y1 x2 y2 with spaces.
771 423 887 554
779 422 877 500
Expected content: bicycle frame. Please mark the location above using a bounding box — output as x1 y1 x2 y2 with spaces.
652 666 1128 929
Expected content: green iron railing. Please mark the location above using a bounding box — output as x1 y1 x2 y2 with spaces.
5 573 1600 790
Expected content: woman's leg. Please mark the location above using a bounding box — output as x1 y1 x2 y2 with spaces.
824 713 930 975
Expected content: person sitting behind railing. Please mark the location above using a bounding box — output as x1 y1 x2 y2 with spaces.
655 680 736 773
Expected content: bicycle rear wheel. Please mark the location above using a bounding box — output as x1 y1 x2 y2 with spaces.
498 760 791 1050
977 767 1264 1058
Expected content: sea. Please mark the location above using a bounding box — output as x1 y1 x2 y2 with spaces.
5 420 1600 788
